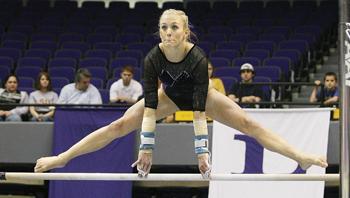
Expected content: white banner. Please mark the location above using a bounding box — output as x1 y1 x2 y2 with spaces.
209 108 331 198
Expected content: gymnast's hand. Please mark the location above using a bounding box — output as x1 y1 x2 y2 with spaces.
197 153 211 179
131 150 153 177
34 155 67 173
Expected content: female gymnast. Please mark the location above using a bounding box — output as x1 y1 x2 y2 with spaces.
34 9 327 178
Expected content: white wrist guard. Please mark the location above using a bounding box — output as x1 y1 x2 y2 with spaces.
193 119 209 154
140 132 155 150
140 116 156 151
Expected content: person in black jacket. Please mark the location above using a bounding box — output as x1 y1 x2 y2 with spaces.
34 9 327 178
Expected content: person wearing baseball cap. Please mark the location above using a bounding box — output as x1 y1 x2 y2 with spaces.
228 63 263 108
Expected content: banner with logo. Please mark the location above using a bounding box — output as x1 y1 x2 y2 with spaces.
209 108 331 198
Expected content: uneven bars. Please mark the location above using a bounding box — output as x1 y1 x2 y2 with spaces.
0 173 340 182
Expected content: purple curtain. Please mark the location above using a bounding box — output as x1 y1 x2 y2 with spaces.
49 107 135 198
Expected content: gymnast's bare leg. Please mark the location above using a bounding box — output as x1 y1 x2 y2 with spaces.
34 89 179 173
205 88 328 170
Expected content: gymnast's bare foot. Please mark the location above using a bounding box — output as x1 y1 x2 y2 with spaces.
298 153 328 170
34 156 67 173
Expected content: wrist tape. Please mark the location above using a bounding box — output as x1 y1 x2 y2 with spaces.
193 119 209 154
140 132 155 150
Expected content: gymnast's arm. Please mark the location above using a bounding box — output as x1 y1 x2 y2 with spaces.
131 56 158 176
192 58 211 177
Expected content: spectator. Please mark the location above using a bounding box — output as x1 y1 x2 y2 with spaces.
29 72 58 122
309 72 339 107
109 65 143 104
208 60 226 95
0 75 28 121
57 68 102 104
228 63 263 108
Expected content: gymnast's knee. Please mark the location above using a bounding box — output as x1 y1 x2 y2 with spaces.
107 118 126 138
239 117 260 137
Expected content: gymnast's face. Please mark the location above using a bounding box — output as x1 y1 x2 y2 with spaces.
208 63 214 78
159 14 188 47
5 76 18 93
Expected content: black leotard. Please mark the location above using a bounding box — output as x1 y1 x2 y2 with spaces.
143 45 208 111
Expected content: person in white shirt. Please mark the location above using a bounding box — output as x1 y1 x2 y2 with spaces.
57 68 102 104
109 65 143 104
0 75 28 121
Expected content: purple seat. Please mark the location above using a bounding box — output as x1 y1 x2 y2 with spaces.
0 48 22 62
254 66 281 82
85 49 113 63
86 33 113 46
99 89 109 103
0 57 14 69
263 57 291 80
144 34 160 46
197 41 214 56
36 26 64 35
228 18 252 27
24 49 51 61
115 34 141 45
209 57 231 67
30 41 57 54
212 1 237 13
202 33 227 43
220 76 238 93
84 67 107 80
51 77 70 89
9 25 34 36
48 58 77 69
229 33 256 44
187 1 211 13
55 49 82 61
2 32 27 42
289 33 316 46
110 57 139 71
162 1 184 10
135 1 159 12
16 66 42 79
213 67 241 79
236 26 262 35
273 49 301 68
17 57 46 68
94 25 118 37
254 76 272 100
232 57 261 67
259 33 285 44
246 41 276 55
2 40 26 51
17 77 35 88
265 26 291 38
58 33 84 44
49 67 75 81
294 25 321 38
91 78 104 89
216 41 243 52
113 67 141 81
106 78 117 89
0 66 10 80
121 25 145 37
210 50 239 61
244 49 270 62
61 41 90 54
127 42 152 55
116 50 143 61
279 40 309 54
79 58 107 68
94 42 122 54
65 25 92 35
